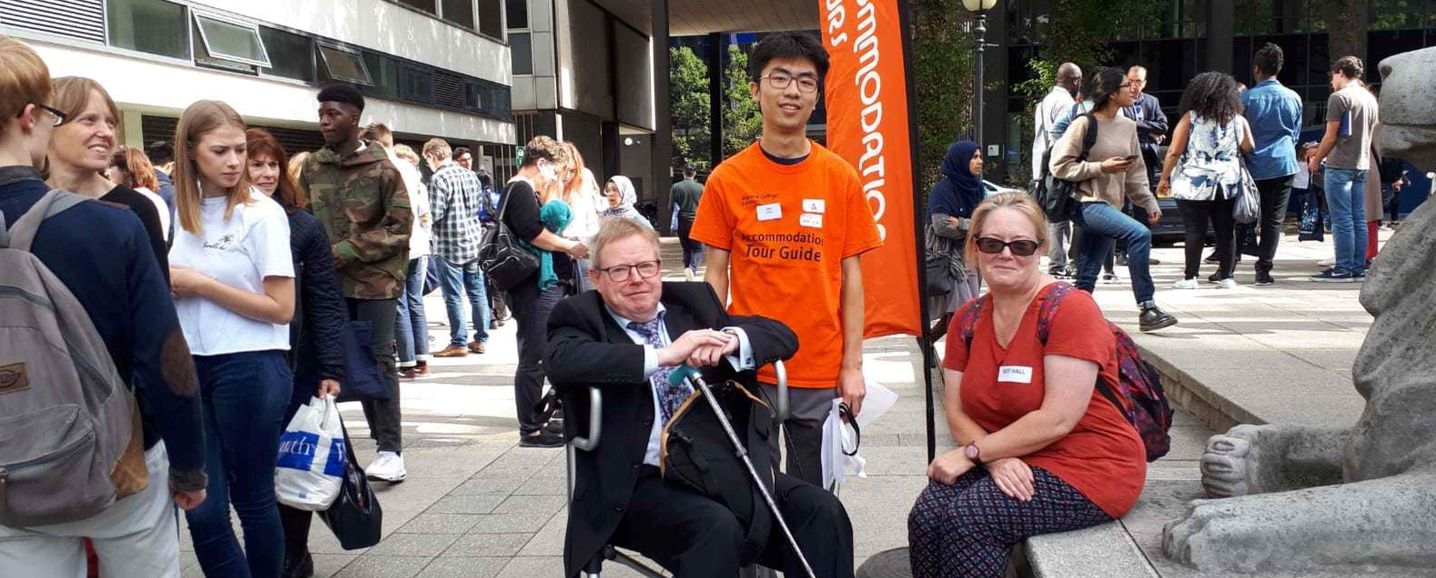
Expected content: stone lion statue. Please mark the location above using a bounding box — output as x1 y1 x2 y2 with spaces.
1162 48 1436 573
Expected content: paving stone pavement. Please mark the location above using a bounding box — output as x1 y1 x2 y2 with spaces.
177 238 1219 577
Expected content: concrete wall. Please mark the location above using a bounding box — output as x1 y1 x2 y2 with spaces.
31 40 516 145
191 0 511 86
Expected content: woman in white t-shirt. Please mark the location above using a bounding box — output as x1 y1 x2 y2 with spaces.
168 100 296 578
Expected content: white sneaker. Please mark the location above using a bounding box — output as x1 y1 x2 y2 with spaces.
1173 278 1200 290
1318 257 1336 268
365 451 406 483
1216 278 1238 289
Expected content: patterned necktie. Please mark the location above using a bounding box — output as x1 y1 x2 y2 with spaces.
628 313 693 424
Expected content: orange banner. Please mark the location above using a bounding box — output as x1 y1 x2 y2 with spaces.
820 0 922 337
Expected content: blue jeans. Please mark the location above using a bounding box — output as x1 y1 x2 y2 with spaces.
437 255 490 347
1075 202 1156 306
1324 168 1368 273
395 257 429 365
186 350 292 578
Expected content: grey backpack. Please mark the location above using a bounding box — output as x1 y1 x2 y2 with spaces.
0 190 148 528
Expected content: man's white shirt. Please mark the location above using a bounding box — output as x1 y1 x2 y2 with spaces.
605 303 755 466
1033 86 1076 177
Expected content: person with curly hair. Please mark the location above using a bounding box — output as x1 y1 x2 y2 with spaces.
1157 72 1255 289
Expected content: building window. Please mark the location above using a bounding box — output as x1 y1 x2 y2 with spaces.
479 0 504 39
192 13 270 67
394 0 436 14
318 44 373 85
506 0 527 29
106 0 190 60
402 66 436 102
510 32 532 74
442 0 476 28
260 26 314 81
363 52 401 98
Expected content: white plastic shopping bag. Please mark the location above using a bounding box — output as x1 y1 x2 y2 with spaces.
820 378 899 491
275 396 345 511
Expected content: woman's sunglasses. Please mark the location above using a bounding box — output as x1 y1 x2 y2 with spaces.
975 237 1041 257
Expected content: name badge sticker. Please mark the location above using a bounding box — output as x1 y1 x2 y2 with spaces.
800 213 823 228
998 366 1034 384
757 203 783 222
802 199 826 214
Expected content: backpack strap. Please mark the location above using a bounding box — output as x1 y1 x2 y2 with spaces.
6 190 88 252
1034 282 1080 343
957 295 990 352
958 282 1079 353
1077 113 1099 162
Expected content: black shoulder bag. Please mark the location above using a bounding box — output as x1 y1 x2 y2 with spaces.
1042 112 1099 222
478 181 542 292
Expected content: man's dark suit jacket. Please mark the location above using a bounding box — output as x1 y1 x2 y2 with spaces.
1123 92 1169 188
545 282 798 578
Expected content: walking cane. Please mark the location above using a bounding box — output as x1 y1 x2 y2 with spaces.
668 366 818 578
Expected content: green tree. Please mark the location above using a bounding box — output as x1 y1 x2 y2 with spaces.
1008 0 1160 182
723 43 763 158
911 0 975 191
670 46 711 172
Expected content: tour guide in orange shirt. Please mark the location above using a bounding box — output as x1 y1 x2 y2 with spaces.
690 32 882 487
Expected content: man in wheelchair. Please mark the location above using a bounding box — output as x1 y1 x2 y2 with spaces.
546 219 855 577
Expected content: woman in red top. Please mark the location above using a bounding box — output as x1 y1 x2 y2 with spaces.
907 192 1147 578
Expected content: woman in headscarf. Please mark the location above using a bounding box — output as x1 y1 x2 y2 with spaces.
601 175 653 228
927 140 985 339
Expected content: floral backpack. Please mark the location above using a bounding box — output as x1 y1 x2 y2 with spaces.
956 282 1173 462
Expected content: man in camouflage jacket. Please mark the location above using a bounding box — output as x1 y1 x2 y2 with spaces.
300 85 414 483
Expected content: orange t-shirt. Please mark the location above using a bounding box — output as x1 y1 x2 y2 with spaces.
944 285 1146 518
689 143 883 388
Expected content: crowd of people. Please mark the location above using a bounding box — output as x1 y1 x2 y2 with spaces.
959 42 1397 340
0 23 1412 578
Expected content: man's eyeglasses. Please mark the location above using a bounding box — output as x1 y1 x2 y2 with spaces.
762 72 820 94
25 104 67 127
975 237 1041 257
596 260 661 282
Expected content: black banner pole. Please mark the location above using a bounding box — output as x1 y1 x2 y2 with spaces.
895 0 937 464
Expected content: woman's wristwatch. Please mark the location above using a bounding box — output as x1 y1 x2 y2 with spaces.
963 443 982 464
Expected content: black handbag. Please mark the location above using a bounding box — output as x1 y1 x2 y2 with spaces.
1042 112 1099 222
923 224 953 297
318 420 383 550
336 320 391 403
478 181 541 292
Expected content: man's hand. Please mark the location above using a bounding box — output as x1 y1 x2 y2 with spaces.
926 449 975 485
1308 156 1321 175
985 457 1035 502
317 379 341 397
838 366 866 417
688 331 740 368
173 489 206 511
1148 208 1163 223
1100 157 1134 174
657 330 730 367
566 242 590 260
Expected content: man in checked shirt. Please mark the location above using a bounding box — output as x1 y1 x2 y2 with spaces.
423 138 493 358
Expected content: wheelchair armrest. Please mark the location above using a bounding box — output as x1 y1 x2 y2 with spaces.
774 360 789 422
571 386 602 451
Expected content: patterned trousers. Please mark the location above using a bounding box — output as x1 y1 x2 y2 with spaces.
907 466 1111 578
